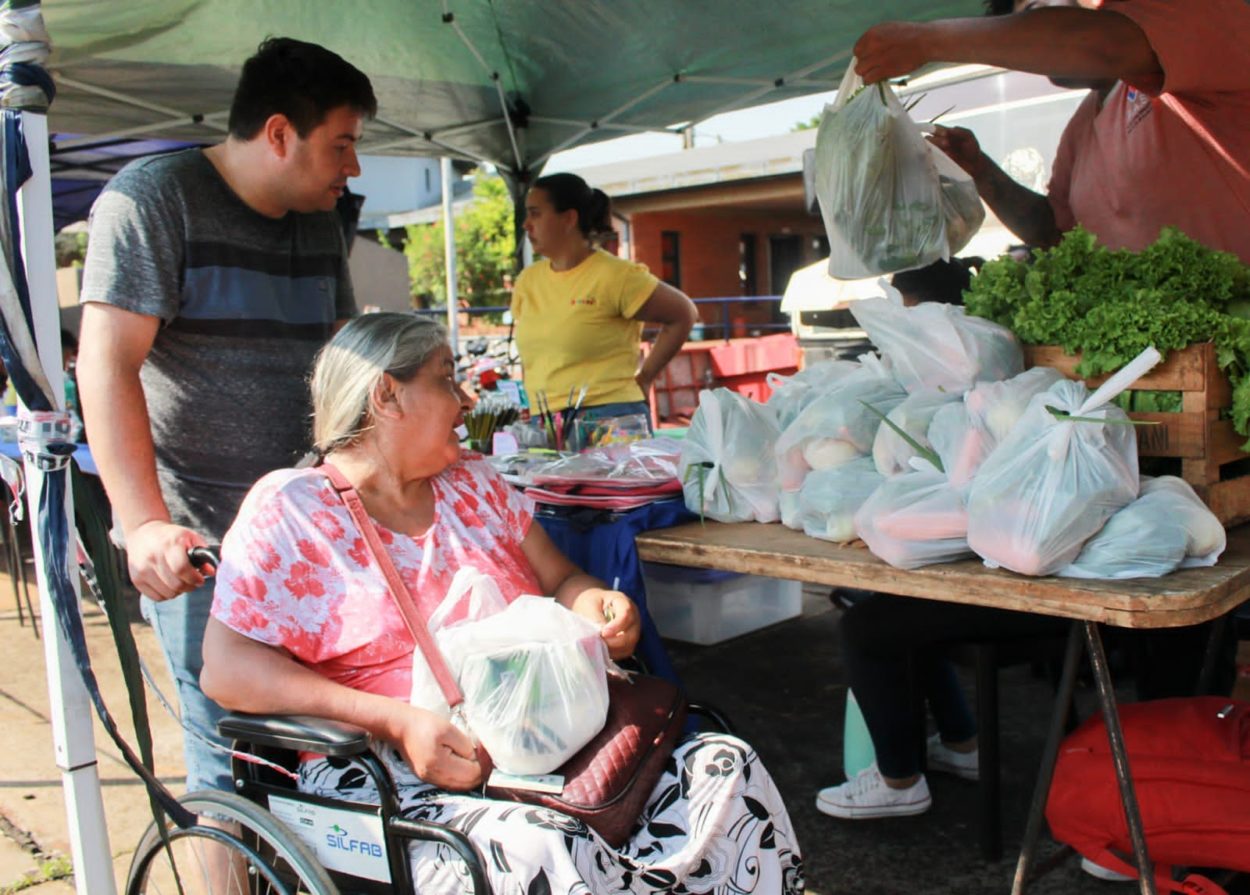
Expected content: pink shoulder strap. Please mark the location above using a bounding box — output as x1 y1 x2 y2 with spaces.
320 462 465 710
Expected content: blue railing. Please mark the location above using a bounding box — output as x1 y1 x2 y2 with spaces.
413 295 791 341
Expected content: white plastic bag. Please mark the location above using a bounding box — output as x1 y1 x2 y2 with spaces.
815 64 984 279
849 287 1023 394
929 367 1066 487
796 457 884 542
966 348 1160 576
855 463 973 569
872 388 959 477
408 569 611 776
766 359 860 431
775 354 906 491
1057 477 1226 579
438 595 610 776
680 388 782 523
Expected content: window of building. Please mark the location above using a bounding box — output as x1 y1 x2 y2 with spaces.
660 231 681 287
739 233 758 296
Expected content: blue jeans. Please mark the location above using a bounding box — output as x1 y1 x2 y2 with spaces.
577 400 653 426
142 581 233 792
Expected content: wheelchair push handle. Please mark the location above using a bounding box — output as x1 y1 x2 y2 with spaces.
188 545 221 572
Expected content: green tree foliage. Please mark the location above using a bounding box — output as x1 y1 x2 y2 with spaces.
401 175 516 311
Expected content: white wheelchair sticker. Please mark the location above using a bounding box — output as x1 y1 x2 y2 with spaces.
268 795 390 883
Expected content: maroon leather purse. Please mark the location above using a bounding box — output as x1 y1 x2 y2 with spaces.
322 462 688 847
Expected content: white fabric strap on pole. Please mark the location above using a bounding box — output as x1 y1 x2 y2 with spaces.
19 111 117 895
441 156 459 355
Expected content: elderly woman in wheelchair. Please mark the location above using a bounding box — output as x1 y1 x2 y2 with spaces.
195 312 804 894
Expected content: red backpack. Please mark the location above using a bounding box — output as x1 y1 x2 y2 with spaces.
1045 697 1250 894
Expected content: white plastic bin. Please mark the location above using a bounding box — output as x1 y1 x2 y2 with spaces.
642 562 802 645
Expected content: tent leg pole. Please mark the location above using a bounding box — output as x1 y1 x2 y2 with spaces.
20 110 117 895
442 157 459 357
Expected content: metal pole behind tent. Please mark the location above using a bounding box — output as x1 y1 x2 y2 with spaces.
20 111 117 895
441 157 459 355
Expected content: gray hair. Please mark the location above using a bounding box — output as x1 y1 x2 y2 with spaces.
311 312 449 454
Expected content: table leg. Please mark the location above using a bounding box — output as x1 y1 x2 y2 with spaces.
1011 621 1081 895
1196 614 1228 696
1082 621 1155 895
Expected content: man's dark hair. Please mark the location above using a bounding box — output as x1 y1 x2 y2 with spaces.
228 37 377 140
983 0 1015 14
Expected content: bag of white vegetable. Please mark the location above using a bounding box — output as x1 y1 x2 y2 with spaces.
873 388 959 477
1057 476 1226 580
814 63 984 278
849 282 1023 393
854 459 973 569
966 347 1162 577
928 367 1067 487
766 359 861 431
774 353 907 492
679 388 782 523
797 457 884 543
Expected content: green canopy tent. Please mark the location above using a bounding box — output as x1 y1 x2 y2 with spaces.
30 3 984 893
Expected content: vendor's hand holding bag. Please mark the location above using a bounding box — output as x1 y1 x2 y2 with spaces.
322 463 688 847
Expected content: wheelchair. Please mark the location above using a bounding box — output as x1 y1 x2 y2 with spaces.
126 712 491 894
125 548 733 894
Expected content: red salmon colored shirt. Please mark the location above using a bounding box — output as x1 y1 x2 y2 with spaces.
1047 0 1250 262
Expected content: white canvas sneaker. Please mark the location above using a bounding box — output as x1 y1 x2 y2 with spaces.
926 733 980 782
816 764 932 819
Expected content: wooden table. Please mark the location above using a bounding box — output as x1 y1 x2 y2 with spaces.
636 520 1250 895
637 521 1250 628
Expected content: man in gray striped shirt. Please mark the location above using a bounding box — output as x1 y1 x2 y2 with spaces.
77 37 375 794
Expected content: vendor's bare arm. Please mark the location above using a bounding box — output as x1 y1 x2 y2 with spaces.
975 160 1061 248
855 8 1159 84
633 282 699 394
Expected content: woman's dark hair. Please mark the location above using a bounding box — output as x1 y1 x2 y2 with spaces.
228 37 377 140
532 173 613 239
984 0 1015 14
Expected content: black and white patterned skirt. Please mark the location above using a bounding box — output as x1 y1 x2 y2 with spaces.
300 732 804 894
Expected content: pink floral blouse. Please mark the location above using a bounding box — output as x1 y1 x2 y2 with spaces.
211 454 540 701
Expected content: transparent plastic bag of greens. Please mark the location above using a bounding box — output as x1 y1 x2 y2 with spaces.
966 348 1161 576
848 283 1023 394
815 63 956 278
872 388 960 477
1057 476 1226 580
796 457 884 542
855 463 973 569
679 388 782 523
438 594 610 776
774 353 906 491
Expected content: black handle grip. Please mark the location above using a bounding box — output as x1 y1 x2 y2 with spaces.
188 546 220 571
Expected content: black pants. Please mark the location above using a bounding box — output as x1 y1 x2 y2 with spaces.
841 593 1068 779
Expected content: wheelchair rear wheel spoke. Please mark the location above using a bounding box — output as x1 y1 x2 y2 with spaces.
127 790 339 895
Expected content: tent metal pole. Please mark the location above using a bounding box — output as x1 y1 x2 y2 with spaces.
19 111 117 895
441 156 459 356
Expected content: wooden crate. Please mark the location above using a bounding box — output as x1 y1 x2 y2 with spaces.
1023 342 1250 527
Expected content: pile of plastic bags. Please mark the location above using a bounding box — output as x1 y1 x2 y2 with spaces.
680 300 1227 580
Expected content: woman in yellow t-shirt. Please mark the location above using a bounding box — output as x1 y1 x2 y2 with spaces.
512 173 698 428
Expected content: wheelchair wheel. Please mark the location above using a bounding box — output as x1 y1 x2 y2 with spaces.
126 790 339 895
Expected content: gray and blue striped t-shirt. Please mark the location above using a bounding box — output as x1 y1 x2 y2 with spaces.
80 149 356 540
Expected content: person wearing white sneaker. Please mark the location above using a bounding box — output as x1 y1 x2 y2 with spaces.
816 764 932 819
820 593 1067 821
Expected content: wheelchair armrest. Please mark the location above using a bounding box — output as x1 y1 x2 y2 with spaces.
218 713 371 757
